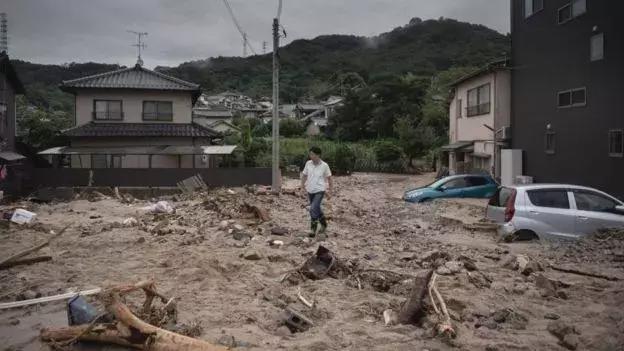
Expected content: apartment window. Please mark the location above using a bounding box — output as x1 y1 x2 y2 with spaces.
93 100 123 120
590 33 604 61
558 0 586 24
609 130 623 157
143 101 173 121
545 131 555 154
525 0 544 18
466 83 491 117
456 98 462 118
557 88 586 108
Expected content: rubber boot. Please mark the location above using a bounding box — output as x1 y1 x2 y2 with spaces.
309 220 319 237
318 217 328 234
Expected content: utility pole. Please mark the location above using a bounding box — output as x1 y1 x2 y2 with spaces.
271 18 280 192
262 41 267 54
0 13 7 54
243 32 247 57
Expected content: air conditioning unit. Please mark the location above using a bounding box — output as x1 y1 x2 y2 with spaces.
515 175 534 185
500 126 512 140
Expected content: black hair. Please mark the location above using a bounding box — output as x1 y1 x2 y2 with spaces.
309 146 322 155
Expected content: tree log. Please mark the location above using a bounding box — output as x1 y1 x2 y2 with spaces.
550 265 620 281
40 280 229 351
0 223 70 267
398 269 434 324
0 255 52 269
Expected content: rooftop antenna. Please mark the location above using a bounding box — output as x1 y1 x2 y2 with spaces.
0 13 8 54
128 30 148 66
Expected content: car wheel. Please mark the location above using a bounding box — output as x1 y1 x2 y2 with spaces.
514 229 539 241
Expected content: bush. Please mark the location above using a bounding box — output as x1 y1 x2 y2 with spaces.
330 144 357 175
374 140 404 163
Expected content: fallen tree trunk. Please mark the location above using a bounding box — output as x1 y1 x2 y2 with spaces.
0 255 52 269
41 280 228 351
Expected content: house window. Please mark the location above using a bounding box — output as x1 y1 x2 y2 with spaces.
557 88 586 108
91 155 108 168
609 130 623 157
93 100 123 120
545 131 556 154
143 101 173 121
590 33 604 61
456 98 462 118
467 83 491 117
525 0 544 18
559 0 586 24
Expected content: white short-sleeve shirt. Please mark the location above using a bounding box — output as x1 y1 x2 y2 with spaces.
302 160 332 194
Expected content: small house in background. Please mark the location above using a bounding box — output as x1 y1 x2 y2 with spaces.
192 107 240 134
0 53 27 197
40 63 233 169
441 59 511 178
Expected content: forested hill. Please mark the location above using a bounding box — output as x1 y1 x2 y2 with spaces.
157 17 510 101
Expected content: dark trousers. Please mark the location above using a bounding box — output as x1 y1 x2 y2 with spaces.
308 191 325 221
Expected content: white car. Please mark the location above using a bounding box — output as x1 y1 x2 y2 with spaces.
486 184 624 240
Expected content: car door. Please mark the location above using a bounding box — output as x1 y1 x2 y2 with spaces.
572 189 624 236
525 188 577 239
464 176 494 198
439 177 469 198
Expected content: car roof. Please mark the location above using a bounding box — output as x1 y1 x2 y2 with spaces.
504 183 616 194
441 174 492 181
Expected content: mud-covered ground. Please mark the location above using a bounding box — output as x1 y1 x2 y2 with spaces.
1 173 623 351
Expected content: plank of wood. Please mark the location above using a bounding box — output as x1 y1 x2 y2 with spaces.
0 288 102 310
550 265 620 281
0 255 52 269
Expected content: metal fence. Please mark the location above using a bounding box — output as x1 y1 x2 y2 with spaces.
28 168 272 188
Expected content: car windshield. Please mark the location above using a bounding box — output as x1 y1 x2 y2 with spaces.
426 177 456 189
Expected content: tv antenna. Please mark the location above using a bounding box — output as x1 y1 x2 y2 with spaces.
128 30 148 66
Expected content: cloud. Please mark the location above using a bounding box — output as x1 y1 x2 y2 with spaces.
2 0 509 68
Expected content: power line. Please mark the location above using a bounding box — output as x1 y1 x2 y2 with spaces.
221 0 257 56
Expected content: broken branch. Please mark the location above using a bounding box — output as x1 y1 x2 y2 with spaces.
0 223 70 268
0 255 52 270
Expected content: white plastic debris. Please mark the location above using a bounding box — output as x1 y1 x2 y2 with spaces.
141 201 174 214
122 217 138 226
10 209 37 225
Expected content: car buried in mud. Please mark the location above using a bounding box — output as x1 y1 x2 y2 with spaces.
486 184 624 240
403 174 498 203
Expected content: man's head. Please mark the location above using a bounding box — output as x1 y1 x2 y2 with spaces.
309 146 322 162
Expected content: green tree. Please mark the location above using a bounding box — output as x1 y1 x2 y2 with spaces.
328 88 376 141
394 116 437 165
16 96 72 149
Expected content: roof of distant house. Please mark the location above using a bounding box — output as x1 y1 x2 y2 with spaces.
297 103 324 110
193 108 233 118
60 64 201 102
0 53 26 94
450 58 510 88
62 122 219 138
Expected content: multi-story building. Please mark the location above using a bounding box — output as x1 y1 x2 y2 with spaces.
511 0 624 198
443 60 511 177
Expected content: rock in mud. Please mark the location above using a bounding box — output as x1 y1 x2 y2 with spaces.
490 308 528 330
436 266 452 275
562 334 579 350
458 255 478 271
444 260 463 274
502 255 519 270
275 325 292 337
243 250 262 260
419 250 451 264
547 320 575 340
521 259 542 276
271 227 289 236
233 231 251 241
544 313 560 320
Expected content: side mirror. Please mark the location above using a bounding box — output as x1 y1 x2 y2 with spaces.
615 205 624 215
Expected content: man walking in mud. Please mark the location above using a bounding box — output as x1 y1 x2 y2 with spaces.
301 147 333 237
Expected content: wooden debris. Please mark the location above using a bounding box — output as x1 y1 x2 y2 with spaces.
41 280 228 351
244 202 270 222
297 288 315 308
0 223 70 268
397 269 434 324
550 265 620 281
0 255 52 270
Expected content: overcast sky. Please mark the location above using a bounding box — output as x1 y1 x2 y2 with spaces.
2 0 509 69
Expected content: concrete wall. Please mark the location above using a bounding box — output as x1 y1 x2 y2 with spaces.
0 71 16 152
74 89 193 126
511 0 624 199
449 71 511 143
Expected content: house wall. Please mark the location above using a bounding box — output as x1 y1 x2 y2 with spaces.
74 89 193 126
511 0 624 199
449 73 496 143
0 71 16 152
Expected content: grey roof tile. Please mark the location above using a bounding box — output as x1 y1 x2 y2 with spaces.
63 122 219 138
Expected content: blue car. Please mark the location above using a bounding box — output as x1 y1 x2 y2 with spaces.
404 174 498 203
